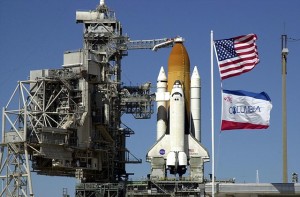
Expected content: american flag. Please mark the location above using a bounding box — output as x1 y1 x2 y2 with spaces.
214 34 259 80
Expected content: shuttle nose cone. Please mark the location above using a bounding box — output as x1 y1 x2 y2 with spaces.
174 80 181 86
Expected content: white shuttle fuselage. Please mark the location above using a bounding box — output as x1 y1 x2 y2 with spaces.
166 81 187 175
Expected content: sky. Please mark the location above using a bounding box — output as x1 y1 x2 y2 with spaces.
1 0 300 196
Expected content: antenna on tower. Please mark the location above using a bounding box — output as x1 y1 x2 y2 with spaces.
256 170 260 183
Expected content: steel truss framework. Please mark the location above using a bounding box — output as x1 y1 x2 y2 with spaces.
0 81 38 197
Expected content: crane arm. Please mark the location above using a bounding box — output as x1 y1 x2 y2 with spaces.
127 36 184 51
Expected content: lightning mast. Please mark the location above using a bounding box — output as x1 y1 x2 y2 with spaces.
281 34 288 183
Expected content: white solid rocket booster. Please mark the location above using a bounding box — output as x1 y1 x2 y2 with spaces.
156 67 168 140
190 66 201 141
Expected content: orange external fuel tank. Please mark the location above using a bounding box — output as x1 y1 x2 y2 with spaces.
167 41 191 132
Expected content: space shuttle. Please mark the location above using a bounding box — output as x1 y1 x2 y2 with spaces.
146 39 209 181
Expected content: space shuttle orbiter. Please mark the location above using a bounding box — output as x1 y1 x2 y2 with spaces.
146 40 209 181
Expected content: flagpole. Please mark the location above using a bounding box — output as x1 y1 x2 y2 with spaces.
210 30 215 197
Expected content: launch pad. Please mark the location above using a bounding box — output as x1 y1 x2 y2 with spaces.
76 180 206 197
2 1 300 197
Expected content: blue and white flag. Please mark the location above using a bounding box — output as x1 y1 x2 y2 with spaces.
221 90 272 131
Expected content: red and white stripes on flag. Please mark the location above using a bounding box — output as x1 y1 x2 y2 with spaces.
214 34 259 80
